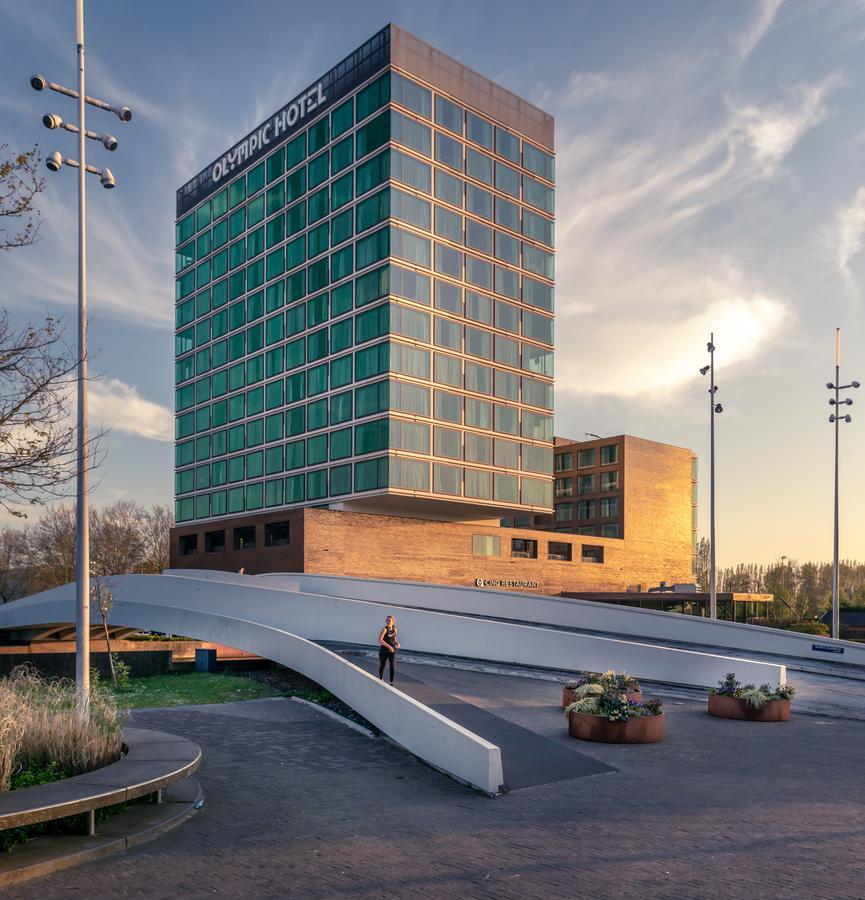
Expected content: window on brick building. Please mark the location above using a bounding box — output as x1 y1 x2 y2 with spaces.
205 530 225 553
265 522 291 547
233 526 256 550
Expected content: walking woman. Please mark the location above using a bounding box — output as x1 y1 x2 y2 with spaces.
378 615 400 685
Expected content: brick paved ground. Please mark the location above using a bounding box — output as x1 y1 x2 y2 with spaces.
11 663 865 900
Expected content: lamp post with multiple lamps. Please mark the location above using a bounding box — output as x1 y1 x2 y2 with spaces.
827 327 859 641
700 334 723 620
30 0 132 711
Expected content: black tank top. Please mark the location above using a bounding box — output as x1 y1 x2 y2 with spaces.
383 626 397 648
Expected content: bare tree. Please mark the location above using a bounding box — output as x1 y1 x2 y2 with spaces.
90 575 117 686
0 526 30 602
0 313 96 517
22 503 77 593
138 504 174 574
0 145 44 251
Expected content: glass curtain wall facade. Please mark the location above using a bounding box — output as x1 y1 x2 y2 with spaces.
174 26 555 525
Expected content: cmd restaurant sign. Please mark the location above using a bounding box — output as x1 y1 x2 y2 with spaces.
212 83 327 183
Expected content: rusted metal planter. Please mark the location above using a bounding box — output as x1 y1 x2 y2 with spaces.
568 711 665 743
707 694 791 722
562 686 642 708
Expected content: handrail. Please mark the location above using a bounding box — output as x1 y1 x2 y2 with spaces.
0 728 201 833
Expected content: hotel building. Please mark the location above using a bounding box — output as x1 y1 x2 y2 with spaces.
172 24 555 537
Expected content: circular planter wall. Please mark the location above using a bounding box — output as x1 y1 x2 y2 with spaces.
568 711 665 743
708 694 791 722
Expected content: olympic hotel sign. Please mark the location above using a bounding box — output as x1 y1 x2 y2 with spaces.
211 82 327 184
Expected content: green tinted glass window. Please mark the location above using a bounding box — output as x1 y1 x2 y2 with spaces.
355 264 388 307
307 151 328 189
266 280 285 313
265 378 283 410
246 450 263 479
266 181 285 216
287 200 306 237
212 249 228 280
355 303 389 343
356 150 389 196
196 230 211 260
354 457 387 491
331 97 353 137
307 258 328 293
356 188 389 233
308 117 328 154
265 313 284 345
331 135 353 174
356 227 389 269
247 418 263 446
248 194 265 227
265 346 284 378
177 213 194 246
308 222 329 260
330 427 352 460
266 247 285 280
246 482 263 511
229 207 246 240
307 327 328 362
307 363 328 397
212 218 228 250
330 320 352 354
266 213 285 249
308 187 329 224
356 111 390 159
285 439 305 469
307 398 327 430
354 341 388 380
307 433 328 466
229 239 246 270
285 372 304 404
331 172 353 211
329 464 351 496
331 208 353 246
286 235 306 272
286 132 306 169
285 337 305 370
330 389 353 424
307 469 327 501
285 473 305 502
286 166 306 202
212 280 228 308
265 445 284 475
265 411 284 442
228 455 245 483
331 281 353 316
228 423 245 452
247 162 265 196
355 418 388 453
247 226 264 259
246 385 264 415
212 189 228 220
266 147 285 183
212 370 228 398
227 486 244 513
229 177 246 209
356 72 390 121
307 292 328 327
228 270 245 301
265 478 284 507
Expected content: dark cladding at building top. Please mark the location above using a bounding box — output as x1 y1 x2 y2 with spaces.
177 28 391 217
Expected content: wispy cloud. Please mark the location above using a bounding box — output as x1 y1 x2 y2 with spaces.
728 75 842 175
735 0 785 63
834 185 865 289
88 377 173 442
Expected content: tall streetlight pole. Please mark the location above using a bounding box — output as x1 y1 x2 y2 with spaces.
30 0 131 711
700 334 723 620
827 327 859 640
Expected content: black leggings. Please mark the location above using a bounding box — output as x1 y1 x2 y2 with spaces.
378 647 395 682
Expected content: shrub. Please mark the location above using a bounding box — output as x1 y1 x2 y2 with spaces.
786 621 829 636
710 673 797 709
0 665 127 793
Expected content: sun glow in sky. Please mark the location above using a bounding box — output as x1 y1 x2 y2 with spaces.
1 0 864 566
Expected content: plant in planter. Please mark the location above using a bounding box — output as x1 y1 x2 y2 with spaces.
561 670 642 708
564 682 664 743
708 673 796 722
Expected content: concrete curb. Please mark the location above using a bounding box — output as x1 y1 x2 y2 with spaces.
0 776 203 888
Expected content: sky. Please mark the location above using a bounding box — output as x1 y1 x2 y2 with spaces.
1 0 864 567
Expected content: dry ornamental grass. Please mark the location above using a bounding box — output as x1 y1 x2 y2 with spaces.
0 665 127 792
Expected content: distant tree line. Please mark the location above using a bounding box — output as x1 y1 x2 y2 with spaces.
0 500 173 602
695 538 865 622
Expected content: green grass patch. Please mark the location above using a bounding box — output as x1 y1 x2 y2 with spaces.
109 672 282 708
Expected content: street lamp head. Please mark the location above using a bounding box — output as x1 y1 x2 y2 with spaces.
830 398 837 405
30 74 47 91
700 365 710 375
827 382 836 390
101 133 118 152
853 381 861 389
115 106 132 123
45 150 62 172
844 414 852 423
830 414 836 423
714 403 723 414
707 342 715 353
843 397 854 406
42 113 62 130
99 168 116 189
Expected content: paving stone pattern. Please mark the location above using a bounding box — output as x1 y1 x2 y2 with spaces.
11 664 865 900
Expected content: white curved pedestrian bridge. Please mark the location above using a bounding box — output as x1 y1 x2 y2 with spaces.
0 570 797 794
